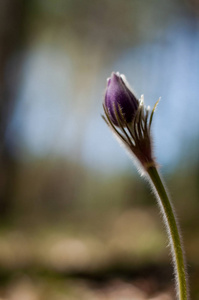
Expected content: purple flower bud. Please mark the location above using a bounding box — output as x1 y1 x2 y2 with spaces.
104 72 139 126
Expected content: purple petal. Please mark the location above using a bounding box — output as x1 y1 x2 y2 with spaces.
104 72 138 126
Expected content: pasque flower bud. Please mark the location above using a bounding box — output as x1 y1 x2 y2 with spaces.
104 72 139 126
102 72 159 170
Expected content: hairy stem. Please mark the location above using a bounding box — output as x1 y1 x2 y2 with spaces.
146 166 188 300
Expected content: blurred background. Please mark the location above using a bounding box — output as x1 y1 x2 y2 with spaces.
0 0 199 299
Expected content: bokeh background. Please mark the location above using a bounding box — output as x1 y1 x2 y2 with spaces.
0 0 199 299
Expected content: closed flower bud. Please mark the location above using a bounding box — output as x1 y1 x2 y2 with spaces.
102 72 160 170
104 72 139 126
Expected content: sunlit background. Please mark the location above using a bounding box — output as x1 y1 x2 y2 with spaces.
0 0 199 299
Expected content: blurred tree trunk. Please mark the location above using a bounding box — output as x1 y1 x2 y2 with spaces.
0 0 28 219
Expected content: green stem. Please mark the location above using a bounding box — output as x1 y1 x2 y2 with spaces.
146 166 188 300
